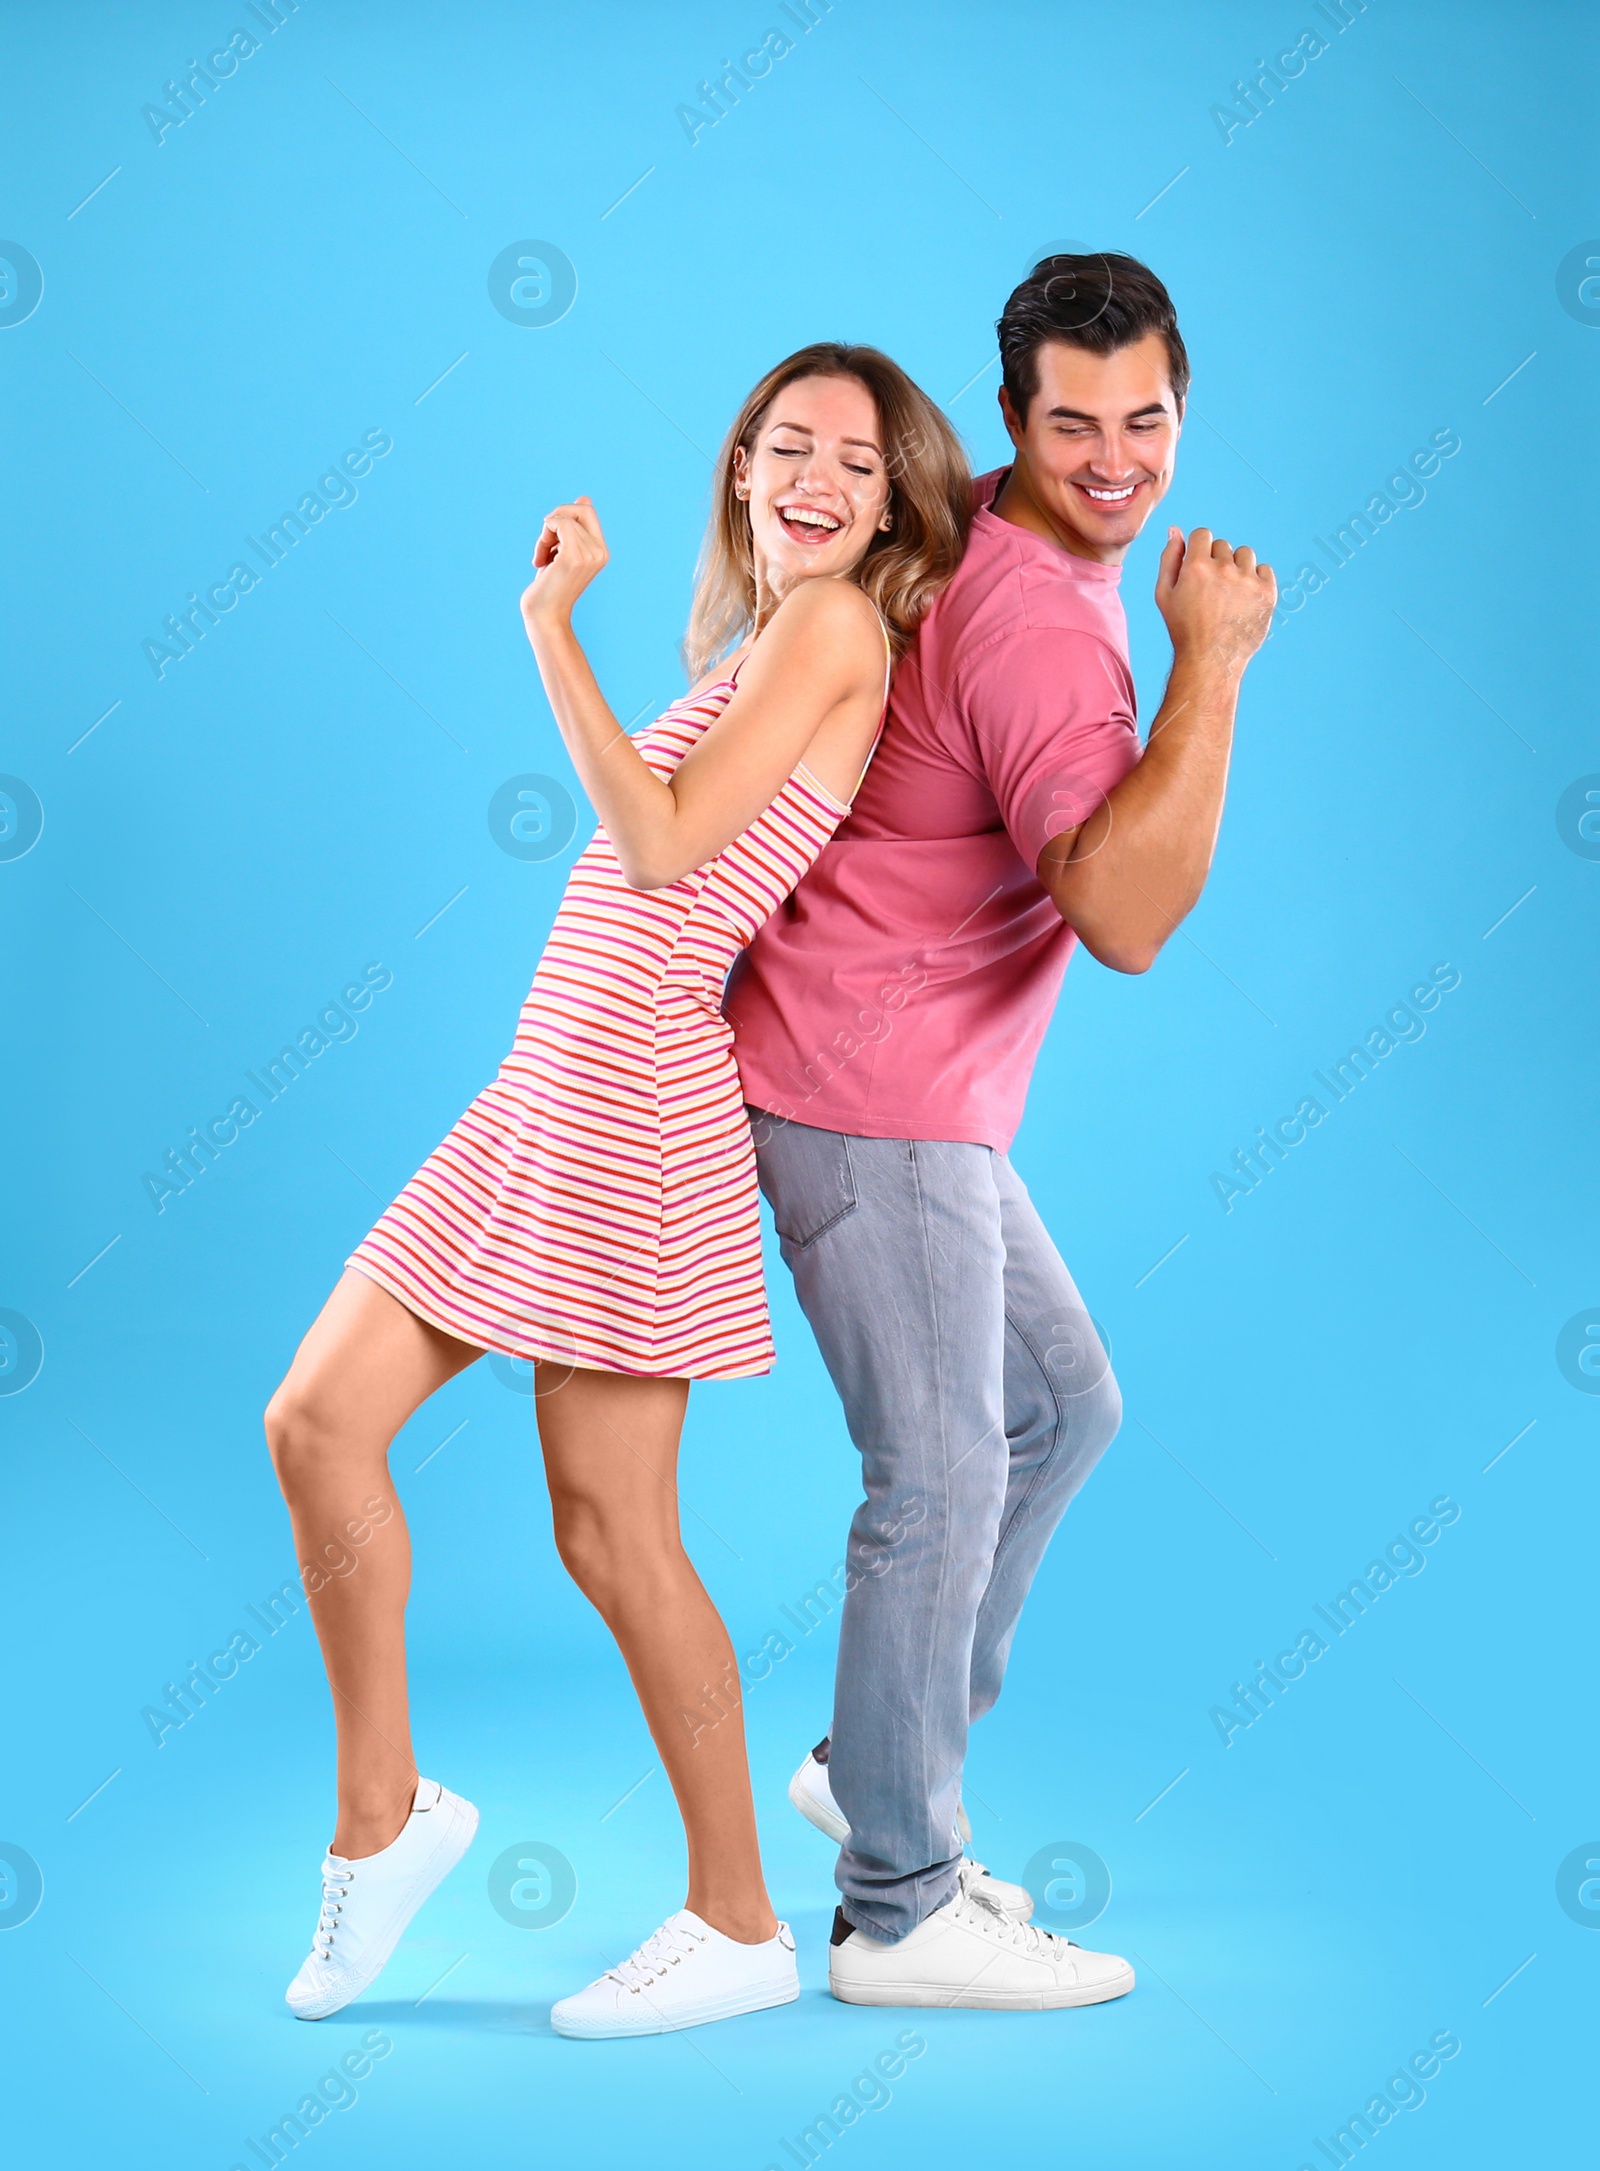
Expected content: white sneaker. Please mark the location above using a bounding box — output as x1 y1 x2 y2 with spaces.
788 1747 1033 1923
788 1744 852 1842
551 1910 799 2039
829 1885 1134 2010
285 1779 478 2019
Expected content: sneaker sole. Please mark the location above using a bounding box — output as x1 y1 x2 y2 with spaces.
287 1792 480 2020
787 1764 849 1845
828 1964 1135 2011
552 1977 800 2040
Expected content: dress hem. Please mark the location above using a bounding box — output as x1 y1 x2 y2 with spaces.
345 1257 776 1383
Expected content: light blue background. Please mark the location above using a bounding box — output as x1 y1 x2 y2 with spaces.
3 3 1595 2165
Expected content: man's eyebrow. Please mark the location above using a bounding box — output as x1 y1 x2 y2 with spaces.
1044 401 1170 423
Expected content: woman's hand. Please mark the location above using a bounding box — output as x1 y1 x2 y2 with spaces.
521 495 609 637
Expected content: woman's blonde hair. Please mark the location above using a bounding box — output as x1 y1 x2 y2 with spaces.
683 342 970 683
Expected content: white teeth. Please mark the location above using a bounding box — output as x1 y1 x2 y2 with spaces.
784 507 841 530
1083 484 1137 502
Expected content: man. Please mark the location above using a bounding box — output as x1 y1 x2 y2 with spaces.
726 253 1276 2008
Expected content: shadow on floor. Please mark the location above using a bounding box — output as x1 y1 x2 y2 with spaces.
352 1998 556 2034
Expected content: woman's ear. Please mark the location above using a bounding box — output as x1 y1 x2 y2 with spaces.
732 443 750 501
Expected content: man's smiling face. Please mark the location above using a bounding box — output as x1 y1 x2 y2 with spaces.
997 332 1182 564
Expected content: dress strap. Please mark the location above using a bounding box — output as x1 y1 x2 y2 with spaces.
845 603 894 800
798 607 892 814
874 604 894 718
740 593 894 811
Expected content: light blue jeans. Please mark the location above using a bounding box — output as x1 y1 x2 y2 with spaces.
752 1115 1123 1942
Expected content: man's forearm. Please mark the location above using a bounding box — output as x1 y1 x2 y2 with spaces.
1037 651 1244 973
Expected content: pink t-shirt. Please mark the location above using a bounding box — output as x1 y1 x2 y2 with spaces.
728 469 1142 1152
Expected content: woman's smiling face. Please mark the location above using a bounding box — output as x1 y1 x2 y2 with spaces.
735 374 892 602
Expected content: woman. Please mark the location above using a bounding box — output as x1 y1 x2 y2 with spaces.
267 343 970 2039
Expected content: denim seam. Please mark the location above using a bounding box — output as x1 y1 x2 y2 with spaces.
988 1307 1072 1574
906 1139 959 1854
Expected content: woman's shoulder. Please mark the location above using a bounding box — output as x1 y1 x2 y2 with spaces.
765 576 884 656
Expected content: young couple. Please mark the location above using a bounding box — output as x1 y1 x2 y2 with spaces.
266 253 1276 2037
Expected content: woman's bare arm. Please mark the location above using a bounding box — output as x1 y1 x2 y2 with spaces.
521 498 884 888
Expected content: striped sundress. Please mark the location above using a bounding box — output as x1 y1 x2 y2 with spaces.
348 665 882 1380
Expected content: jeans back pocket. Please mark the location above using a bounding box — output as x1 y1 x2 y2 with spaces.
754 1119 859 1249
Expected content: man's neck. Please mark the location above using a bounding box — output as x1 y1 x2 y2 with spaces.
989 462 1128 566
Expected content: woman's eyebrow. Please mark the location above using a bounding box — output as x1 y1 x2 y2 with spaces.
766 420 884 455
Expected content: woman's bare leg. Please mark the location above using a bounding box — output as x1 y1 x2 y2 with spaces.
536 1367 778 1944
265 1269 482 1859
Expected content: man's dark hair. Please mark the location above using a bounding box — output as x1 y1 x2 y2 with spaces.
998 253 1189 421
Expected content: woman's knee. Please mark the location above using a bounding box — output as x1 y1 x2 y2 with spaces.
549 1489 675 1611
549 1491 619 1600
265 1375 353 1492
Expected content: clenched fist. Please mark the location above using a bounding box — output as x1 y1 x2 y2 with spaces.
521 494 609 635
1155 527 1276 670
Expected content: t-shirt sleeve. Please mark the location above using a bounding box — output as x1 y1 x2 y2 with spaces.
960 627 1142 870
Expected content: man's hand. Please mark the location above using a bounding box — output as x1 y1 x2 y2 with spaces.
1155 526 1276 672
1037 527 1275 974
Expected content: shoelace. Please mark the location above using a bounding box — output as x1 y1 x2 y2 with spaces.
605 1917 708 1994
954 1881 1068 1957
313 1864 354 1957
